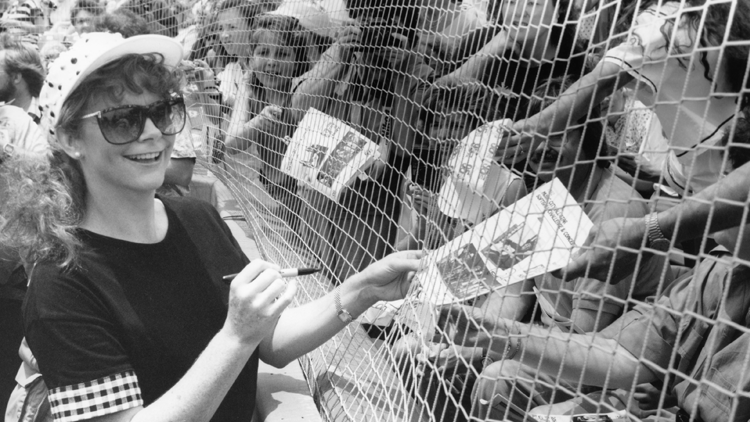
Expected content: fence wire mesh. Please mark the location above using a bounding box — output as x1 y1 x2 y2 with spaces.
159 0 750 420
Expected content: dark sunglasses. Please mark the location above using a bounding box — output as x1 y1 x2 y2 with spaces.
80 96 187 145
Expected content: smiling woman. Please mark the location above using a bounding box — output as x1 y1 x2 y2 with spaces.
0 31 421 422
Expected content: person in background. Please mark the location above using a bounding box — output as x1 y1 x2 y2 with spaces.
0 31 422 422
0 33 44 122
70 0 102 35
38 38 65 68
91 8 148 38
0 101 46 413
222 1 333 210
292 0 432 285
528 1 750 284
118 0 177 37
0 36 46 407
503 0 746 193
0 0 49 36
440 111 750 422
468 78 671 420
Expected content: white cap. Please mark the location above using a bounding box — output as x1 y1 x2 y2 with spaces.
266 0 334 38
39 32 184 141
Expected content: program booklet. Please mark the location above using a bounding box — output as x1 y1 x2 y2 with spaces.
281 108 380 201
410 178 593 307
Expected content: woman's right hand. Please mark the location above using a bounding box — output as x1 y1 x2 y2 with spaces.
435 304 510 351
222 261 297 346
245 105 283 136
409 184 436 215
336 20 361 61
494 117 547 166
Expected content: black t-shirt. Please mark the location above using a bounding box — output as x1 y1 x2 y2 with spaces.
24 197 256 422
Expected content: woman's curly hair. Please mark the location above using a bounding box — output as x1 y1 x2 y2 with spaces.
617 0 750 93
0 53 182 268
0 151 82 267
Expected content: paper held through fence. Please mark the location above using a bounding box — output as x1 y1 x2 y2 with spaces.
361 178 593 328
438 118 516 222
281 108 380 201
415 178 593 306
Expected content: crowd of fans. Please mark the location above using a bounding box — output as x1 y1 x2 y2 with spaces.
0 0 749 421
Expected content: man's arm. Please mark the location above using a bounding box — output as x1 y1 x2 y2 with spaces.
442 30 509 81
659 160 750 241
559 161 750 282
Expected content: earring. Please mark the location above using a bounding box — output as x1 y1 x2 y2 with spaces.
73 151 81 159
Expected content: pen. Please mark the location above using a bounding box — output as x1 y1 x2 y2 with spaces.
222 267 321 283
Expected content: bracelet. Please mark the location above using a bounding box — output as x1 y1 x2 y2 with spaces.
334 285 353 324
502 336 520 361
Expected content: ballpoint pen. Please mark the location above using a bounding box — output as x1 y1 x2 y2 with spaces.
222 267 321 283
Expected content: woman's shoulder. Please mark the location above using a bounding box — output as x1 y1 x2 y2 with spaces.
24 259 113 321
161 195 222 222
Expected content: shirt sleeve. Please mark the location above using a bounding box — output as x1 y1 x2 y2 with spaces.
24 265 143 421
599 271 695 379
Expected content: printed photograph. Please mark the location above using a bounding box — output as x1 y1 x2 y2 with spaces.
480 222 539 270
435 242 498 298
317 131 367 187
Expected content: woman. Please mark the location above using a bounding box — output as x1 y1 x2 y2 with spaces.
1 32 421 422
71 0 104 35
221 2 333 206
501 0 750 194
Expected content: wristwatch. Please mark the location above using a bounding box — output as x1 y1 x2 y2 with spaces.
645 212 670 252
334 285 353 324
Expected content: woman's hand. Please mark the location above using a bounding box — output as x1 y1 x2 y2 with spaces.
336 20 361 62
222 261 298 346
552 216 646 283
494 117 548 166
435 304 510 351
420 343 482 371
365 140 391 179
180 59 217 91
409 184 436 215
354 250 423 302
617 153 662 182
246 105 283 136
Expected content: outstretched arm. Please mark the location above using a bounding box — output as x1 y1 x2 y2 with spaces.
438 305 653 389
558 159 750 282
499 61 632 165
259 251 422 367
290 24 359 124
442 30 509 81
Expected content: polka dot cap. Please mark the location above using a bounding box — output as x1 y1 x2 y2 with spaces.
39 32 184 143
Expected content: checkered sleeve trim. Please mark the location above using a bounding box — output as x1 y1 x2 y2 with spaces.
48 370 143 422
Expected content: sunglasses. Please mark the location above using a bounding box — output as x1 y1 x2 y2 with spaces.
80 96 187 145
